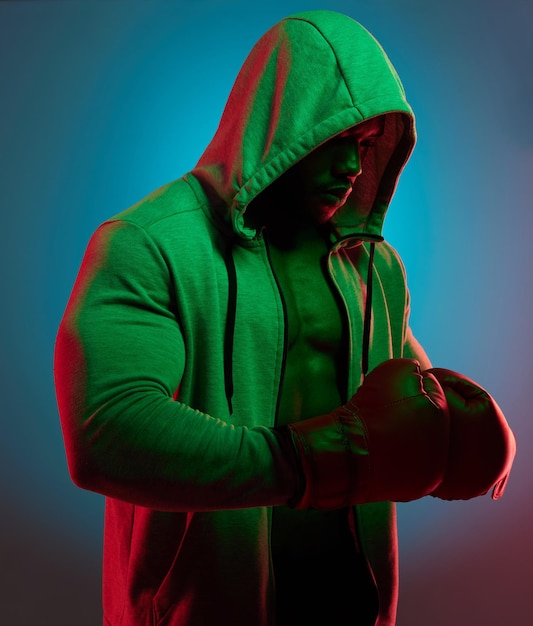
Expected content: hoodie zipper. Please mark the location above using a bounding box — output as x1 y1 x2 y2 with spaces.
263 233 289 428
263 232 289 626
326 247 356 402
328 241 380 618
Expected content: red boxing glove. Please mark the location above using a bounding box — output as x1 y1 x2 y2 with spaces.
427 368 516 501
284 358 450 509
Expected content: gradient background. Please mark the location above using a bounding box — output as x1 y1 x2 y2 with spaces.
1 1 531 624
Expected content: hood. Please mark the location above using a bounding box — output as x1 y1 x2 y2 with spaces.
191 10 416 242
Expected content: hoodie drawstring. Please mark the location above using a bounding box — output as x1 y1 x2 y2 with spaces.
361 242 375 379
223 242 237 414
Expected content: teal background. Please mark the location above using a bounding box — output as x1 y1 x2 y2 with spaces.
1 1 531 623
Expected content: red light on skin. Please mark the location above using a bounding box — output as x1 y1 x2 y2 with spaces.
54 223 116 487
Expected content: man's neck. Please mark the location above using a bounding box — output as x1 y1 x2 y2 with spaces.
247 187 331 250
262 214 332 252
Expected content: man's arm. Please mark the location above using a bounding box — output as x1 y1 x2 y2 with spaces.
403 326 431 369
54 220 298 512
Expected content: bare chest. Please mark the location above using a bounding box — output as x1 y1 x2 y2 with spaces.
268 240 343 352
267 236 345 422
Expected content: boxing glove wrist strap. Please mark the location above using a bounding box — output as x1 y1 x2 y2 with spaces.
283 407 369 510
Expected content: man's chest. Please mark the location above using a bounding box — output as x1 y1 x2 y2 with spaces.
265 235 348 422
267 239 344 352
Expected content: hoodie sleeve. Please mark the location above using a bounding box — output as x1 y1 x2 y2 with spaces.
54 220 298 512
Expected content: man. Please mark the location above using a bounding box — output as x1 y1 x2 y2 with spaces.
54 10 515 626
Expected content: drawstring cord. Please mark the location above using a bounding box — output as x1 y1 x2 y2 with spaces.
223 241 237 414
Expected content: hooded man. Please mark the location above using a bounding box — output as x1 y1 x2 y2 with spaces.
54 10 515 626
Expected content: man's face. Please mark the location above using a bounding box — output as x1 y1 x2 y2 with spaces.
279 116 385 225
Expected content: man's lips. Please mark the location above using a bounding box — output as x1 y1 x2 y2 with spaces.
320 185 352 199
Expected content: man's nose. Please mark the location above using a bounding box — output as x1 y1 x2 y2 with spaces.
333 143 362 178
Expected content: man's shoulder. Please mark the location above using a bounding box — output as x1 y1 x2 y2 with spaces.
372 240 408 288
374 240 405 271
109 176 209 233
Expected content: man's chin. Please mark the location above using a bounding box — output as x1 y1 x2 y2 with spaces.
314 200 346 224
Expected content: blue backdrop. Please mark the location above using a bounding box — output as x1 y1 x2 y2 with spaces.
1 1 531 624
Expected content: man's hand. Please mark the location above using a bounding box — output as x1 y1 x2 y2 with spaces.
281 358 450 509
427 368 516 500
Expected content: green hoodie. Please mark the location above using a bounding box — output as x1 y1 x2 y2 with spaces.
55 10 430 626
